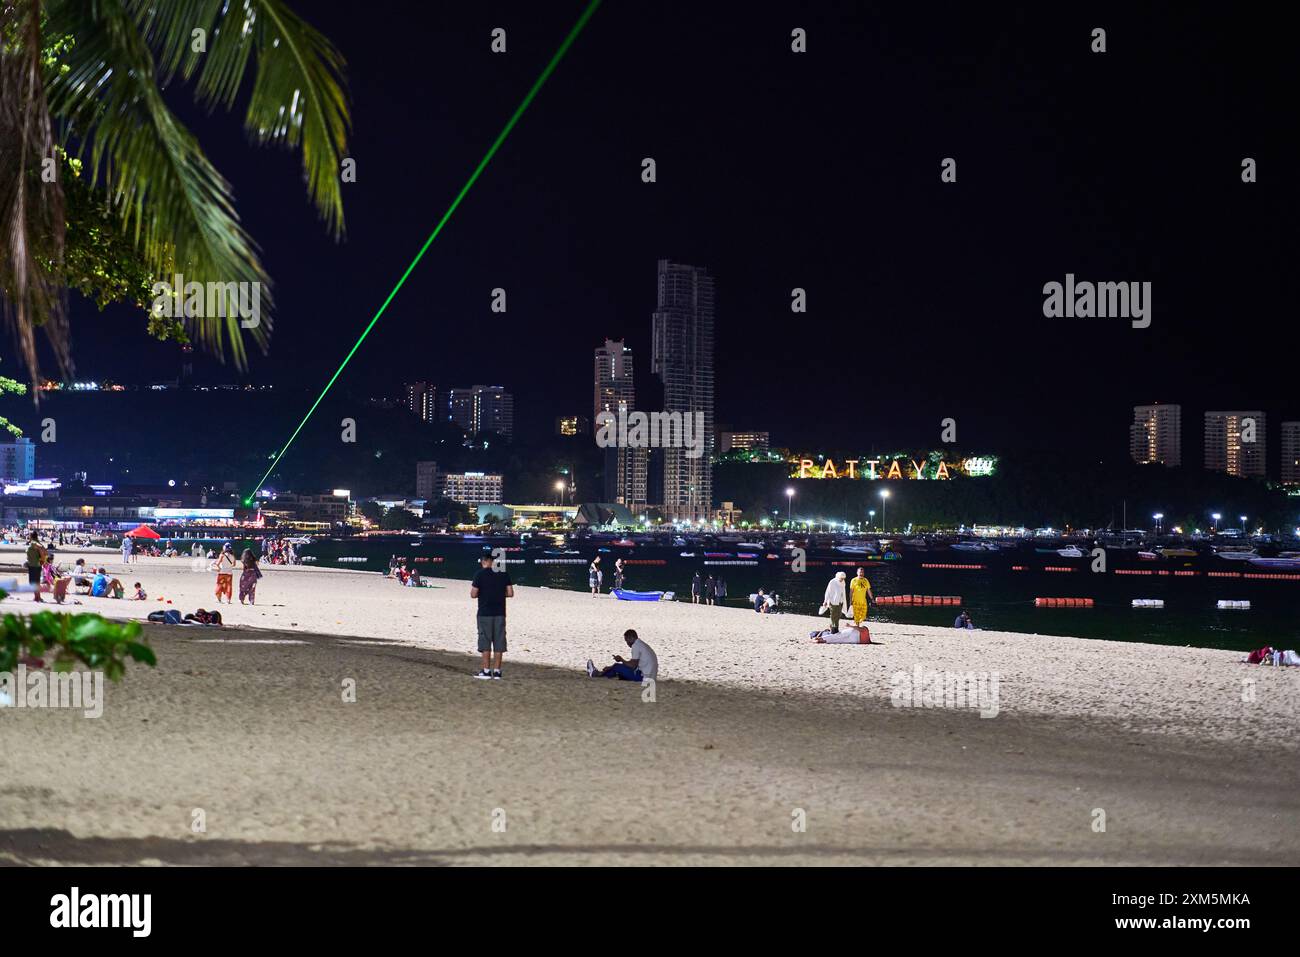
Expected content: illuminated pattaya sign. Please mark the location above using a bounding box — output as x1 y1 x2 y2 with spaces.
791 454 997 480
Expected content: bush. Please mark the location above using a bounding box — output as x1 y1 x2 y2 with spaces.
0 589 156 682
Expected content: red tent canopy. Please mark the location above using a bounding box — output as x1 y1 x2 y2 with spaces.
125 524 161 539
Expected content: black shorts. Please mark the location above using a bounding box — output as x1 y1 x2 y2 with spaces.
27 566 41 585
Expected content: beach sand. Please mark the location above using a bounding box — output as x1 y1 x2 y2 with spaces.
1 554 1297 865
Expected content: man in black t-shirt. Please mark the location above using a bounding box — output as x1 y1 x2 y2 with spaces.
470 554 513 680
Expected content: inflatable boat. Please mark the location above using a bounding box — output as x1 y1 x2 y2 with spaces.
613 589 667 602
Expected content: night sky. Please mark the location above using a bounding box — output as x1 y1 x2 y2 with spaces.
52 1 1298 465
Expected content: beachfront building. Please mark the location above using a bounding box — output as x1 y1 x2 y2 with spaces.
1204 411 1266 478
1128 404 1181 467
651 260 715 522
405 381 437 422
1281 422 1300 484
261 491 352 525
441 471 503 506
719 431 769 453
594 338 648 510
0 436 35 484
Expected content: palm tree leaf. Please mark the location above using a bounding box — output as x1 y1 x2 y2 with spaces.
44 0 272 365
125 0 349 237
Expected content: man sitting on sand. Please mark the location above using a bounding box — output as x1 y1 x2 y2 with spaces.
91 567 125 599
586 628 658 682
954 610 975 629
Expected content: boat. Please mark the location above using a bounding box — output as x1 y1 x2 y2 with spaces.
835 544 877 555
704 552 731 558
1137 551 1159 560
951 542 995 552
1158 547 1197 558
679 551 697 558
1247 556 1300 571
613 589 666 602
543 549 579 556
612 539 636 547
1214 548 1257 561
1056 546 1086 558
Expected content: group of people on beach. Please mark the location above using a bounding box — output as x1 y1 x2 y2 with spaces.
587 555 627 595
690 570 728 606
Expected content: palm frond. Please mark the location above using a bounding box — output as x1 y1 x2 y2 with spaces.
0 0 70 387
127 0 349 237
44 0 272 366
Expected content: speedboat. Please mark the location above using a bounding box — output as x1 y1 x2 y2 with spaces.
835 544 877 554
1137 551 1159 560
1056 546 1086 558
951 541 994 552
1215 548 1257 561
1158 547 1197 558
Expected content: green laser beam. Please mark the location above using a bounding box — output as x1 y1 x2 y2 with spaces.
245 0 603 504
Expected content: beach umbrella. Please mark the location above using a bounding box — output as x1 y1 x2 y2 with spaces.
126 524 161 539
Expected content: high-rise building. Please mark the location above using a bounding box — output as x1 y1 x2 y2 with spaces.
1281 422 1300 484
0 437 35 484
593 339 647 509
444 385 513 439
1204 411 1266 478
415 461 441 501
1128 404 1181 467
719 431 770 453
470 385 514 439
405 381 437 422
651 259 715 521
594 339 635 422
446 388 475 432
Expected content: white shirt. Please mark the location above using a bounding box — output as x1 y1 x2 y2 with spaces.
629 638 658 680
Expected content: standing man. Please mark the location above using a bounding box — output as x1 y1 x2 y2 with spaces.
588 556 602 597
820 570 849 632
471 553 513 680
120 532 133 566
849 567 874 626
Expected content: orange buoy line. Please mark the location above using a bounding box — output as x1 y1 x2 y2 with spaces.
1034 597 1095 607
1043 566 1076 572
919 562 985 570
622 559 667 565
875 595 962 606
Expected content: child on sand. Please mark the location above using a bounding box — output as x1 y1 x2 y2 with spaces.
131 582 147 600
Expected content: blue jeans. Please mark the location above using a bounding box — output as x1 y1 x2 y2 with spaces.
603 663 643 681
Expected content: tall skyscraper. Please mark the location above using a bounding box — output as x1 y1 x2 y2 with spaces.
406 381 437 422
594 339 646 508
1204 411 1266 478
651 259 715 521
1281 422 1300 484
1129 404 1181 467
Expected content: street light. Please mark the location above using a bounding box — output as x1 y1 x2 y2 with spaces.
1240 515 1248 534
785 487 794 524
554 480 565 506
869 508 876 530
1212 512 1221 533
1153 512 1163 534
880 488 891 531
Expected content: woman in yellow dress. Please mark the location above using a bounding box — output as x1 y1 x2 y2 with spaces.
849 567 873 625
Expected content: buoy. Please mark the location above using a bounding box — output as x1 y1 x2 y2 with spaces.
1216 600 1250 610
1131 599 1164 608
1034 597 1094 607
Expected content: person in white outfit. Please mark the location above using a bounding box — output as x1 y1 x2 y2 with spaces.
820 571 850 632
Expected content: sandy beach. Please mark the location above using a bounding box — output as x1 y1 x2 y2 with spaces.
2 553 1298 865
